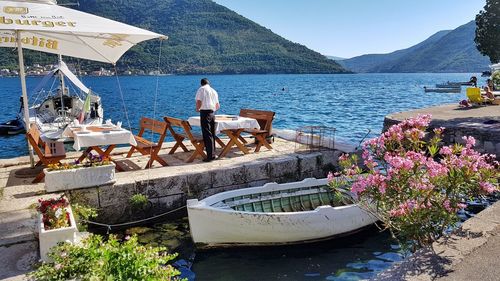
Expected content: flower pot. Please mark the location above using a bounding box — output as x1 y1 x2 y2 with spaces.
39 205 78 262
44 163 116 192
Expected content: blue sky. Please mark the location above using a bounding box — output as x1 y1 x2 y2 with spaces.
213 0 486 58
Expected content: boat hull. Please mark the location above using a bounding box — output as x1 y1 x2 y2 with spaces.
187 178 378 248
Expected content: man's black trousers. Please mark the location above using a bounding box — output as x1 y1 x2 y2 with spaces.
200 110 216 159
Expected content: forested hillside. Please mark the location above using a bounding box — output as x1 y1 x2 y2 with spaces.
340 21 490 73
0 0 347 74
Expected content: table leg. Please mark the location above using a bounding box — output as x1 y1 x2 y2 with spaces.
219 129 249 158
215 136 226 148
78 147 94 162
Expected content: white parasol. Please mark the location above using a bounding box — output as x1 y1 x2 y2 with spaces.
0 0 167 164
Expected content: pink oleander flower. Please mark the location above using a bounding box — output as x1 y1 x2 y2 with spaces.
327 172 334 182
479 182 496 193
443 199 452 212
433 127 445 135
425 159 448 178
338 153 349 162
439 146 453 155
462 136 476 148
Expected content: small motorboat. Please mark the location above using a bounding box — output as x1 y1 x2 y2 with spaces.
187 178 378 248
435 83 461 89
0 118 25 135
424 86 461 93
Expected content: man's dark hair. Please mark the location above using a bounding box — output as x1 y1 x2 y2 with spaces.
201 78 209 86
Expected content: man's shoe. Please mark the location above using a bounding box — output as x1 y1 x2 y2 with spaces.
202 157 213 162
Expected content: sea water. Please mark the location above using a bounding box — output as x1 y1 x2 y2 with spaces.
0 73 485 159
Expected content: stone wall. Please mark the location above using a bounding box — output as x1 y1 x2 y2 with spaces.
384 116 500 158
67 150 342 224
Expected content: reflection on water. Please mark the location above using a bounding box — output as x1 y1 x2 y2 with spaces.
192 226 402 281
123 220 403 281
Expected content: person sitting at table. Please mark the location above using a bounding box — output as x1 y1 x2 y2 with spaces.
195 78 220 162
482 79 495 101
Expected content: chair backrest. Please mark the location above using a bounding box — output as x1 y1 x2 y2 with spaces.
137 117 168 144
163 116 196 141
239 109 275 132
26 124 65 158
26 125 44 158
466 87 482 103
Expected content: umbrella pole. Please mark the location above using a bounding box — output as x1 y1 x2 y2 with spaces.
16 31 35 168
58 54 66 122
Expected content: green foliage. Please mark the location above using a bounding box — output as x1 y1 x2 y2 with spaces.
475 0 500 63
0 0 347 74
492 71 500 88
29 234 180 281
72 203 98 232
130 194 149 210
342 21 491 73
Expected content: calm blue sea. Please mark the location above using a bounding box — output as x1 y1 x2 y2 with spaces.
0 73 486 159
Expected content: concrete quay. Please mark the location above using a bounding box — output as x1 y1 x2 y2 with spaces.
372 200 500 281
384 104 500 157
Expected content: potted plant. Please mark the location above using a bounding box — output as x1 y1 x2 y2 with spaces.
37 196 78 262
44 153 116 192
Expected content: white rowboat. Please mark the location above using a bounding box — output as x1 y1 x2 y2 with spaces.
187 178 378 248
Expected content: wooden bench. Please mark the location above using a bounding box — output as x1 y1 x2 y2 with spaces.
164 116 207 162
239 109 275 152
26 125 66 183
126 117 168 168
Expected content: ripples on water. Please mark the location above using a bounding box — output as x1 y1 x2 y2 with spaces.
0 73 486 158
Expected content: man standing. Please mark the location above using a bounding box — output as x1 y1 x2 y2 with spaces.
196 78 220 162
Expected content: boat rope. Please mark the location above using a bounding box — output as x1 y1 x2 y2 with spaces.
114 65 132 131
355 129 372 150
145 38 164 187
81 205 186 233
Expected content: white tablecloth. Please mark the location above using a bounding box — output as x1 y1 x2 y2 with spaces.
188 115 260 133
62 125 137 151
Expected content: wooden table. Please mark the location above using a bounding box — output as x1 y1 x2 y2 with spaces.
62 125 137 171
187 115 260 158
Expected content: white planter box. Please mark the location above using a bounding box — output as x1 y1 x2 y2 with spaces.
39 205 78 262
44 163 116 192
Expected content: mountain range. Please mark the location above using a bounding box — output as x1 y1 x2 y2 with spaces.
338 21 490 73
0 0 347 74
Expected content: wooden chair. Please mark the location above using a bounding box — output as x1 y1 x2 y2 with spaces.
163 116 207 162
26 125 66 183
239 109 275 152
126 117 168 168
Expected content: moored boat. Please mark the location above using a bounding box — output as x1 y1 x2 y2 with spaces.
423 86 461 93
0 118 24 135
20 60 104 139
435 83 461 88
187 178 378 248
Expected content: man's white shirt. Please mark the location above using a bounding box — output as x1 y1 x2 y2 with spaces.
195 84 219 111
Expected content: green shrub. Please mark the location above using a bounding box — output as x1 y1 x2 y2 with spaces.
72 203 98 231
492 71 500 89
130 194 149 210
29 234 180 281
